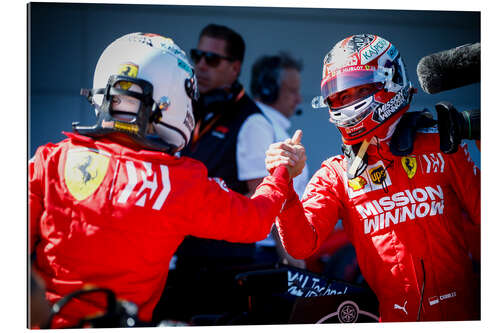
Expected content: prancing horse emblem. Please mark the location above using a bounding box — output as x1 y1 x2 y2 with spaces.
64 149 110 201
401 156 417 179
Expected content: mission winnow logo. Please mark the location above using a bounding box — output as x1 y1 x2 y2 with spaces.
356 185 445 234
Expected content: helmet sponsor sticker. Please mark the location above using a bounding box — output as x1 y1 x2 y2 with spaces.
360 36 390 65
183 110 195 131
158 96 171 111
118 62 139 90
114 122 139 134
345 125 366 138
64 148 110 201
177 58 192 74
372 86 410 123
386 44 398 61
401 156 417 179
348 34 375 53
327 65 376 80
102 120 139 134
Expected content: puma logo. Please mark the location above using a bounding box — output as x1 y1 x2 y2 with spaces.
394 300 408 315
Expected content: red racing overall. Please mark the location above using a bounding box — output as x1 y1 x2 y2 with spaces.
29 132 291 328
276 131 480 321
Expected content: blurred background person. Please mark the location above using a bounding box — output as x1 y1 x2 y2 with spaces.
249 52 310 269
159 24 273 323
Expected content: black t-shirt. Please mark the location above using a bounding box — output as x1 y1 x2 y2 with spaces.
182 89 263 195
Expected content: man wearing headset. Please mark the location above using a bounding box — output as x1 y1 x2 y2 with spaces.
248 52 310 268
162 24 277 322
249 52 309 198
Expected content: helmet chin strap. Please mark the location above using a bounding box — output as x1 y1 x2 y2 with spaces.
346 140 370 179
345 110 406 178
75 75 178 154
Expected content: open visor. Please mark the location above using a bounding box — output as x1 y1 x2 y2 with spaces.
319 66 392 104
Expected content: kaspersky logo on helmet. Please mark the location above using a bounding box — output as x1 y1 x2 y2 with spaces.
360 36 390 65
117 62 139 90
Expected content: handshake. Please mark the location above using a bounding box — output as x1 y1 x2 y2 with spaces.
265 129 307 179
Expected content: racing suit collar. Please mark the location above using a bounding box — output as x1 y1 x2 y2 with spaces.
62 131 180 162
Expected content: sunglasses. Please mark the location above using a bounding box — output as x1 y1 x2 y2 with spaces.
190 49 235 67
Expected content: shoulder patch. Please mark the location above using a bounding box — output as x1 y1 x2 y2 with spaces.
64 148 110 201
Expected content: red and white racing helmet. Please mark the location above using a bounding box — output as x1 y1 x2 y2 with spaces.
312 34 414 145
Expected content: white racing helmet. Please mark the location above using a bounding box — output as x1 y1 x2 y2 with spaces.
76 32 198 153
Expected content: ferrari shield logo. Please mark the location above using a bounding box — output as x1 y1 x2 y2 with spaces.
401 156 417 179
118 62 139 90
64 149 110 201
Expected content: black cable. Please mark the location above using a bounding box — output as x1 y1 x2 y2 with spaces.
375 138 394 194
417 259 426 321
44 287 117 329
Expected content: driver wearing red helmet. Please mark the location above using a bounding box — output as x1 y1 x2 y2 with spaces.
266 34 480 322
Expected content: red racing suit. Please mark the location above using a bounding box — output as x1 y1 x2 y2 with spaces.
276 131 480 321
29 132 291 328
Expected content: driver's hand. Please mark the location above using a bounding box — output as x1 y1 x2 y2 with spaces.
265 129 306 179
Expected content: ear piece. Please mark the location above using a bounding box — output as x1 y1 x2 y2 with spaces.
252 56 282 104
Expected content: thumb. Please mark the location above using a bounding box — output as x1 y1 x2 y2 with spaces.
291 129 303 145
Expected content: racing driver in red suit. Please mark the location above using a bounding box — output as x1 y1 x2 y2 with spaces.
265 34 480 322
28 33 306 328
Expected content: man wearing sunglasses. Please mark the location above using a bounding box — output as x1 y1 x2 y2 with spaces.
182 24 265 195
160 24 274 323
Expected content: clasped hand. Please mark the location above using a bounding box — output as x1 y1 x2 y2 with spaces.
265 129 307 179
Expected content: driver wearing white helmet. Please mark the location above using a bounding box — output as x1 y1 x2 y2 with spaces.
29 32 306 328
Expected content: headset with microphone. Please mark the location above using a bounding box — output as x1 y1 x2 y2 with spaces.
251 56 282 104
251 55 302 115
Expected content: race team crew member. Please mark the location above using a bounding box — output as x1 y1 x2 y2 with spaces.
265 34 480 322
183 24 265 195
29 33 305 328
165 24 273 321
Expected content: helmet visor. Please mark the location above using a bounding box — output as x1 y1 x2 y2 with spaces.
320 66 391 102
329 94 377 128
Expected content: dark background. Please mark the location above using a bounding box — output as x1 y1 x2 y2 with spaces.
28 2 481 170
